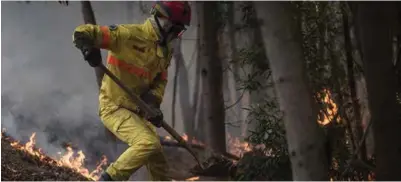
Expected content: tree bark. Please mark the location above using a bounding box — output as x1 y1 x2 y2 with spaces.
254 1 329 180
193 2 205 142
198 1 227 154
81 1 104 88
80 1 119 143
173 39 195 138
342 5 367 160
225 2 243 135
171 45 179 129
353 2 401 180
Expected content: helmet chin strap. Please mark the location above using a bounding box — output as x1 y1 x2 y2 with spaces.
154 15 171 46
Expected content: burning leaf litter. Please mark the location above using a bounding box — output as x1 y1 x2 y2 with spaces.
2 130 107 181
185 176 200 181
163 133 263 158
2 127 257 181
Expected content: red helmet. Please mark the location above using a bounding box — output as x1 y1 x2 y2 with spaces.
151 1 191 26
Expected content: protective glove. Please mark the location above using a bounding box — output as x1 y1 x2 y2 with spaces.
140 92 163 128
147 108 163 128
80 47 102 67
73 32 101 67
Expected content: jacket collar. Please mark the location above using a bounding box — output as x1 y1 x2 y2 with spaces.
141 18 172 58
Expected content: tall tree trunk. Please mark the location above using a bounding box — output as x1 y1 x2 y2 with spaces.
225 1 243 137
254 1 329 180
81 1 104 88
80 1 119 144
247 2 270 137
342 5 367 161
353 2 401 180
193 2 205 142
171 47 179 129
173 39 195 138
198 1 226 153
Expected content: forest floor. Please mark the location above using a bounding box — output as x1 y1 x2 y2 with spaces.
1 133 90 181
1 132 228 181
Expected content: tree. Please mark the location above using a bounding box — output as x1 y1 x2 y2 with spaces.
352 2 401 180
197 1 226 153
193 2 205 142
254 1 329 180
80 1 104 88
342 3 367 161
171 38 195 138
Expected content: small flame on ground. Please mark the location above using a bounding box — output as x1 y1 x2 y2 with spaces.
3 132 108 181
186 176 200 181
227 134 266 157
163 133 263 157
163 134 205 146
227 134 252 157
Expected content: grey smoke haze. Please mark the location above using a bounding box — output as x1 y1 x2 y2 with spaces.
0 1 197 179
1 1 247 180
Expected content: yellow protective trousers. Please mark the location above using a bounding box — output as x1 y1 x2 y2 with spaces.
101 108 170 181
73 19 174 181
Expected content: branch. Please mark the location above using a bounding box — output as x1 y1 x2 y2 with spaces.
224 90 245 110
171 42 180 128
58 1 68 6
340 118 374 178
343 2 366 159
159 137 240 160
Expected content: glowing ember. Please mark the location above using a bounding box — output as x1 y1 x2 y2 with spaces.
4 132 108 181
163 134 205 146
227 134 251 157
186 176 200 181
163 133 260 157
318 89 340 125
164 135 172 140
226 134 265 157
182 134 188 141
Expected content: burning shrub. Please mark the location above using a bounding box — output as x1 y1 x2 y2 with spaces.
233 98 292 181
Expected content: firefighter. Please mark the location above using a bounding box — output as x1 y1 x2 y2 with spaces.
72 1 191 181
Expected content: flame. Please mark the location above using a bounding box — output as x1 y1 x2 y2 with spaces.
186 176 200 181
4 132 107 181
318 89 340 125
163 134 205 146
226 134 266 157
182 134 188 141
164 135 172 141
164 133 260 157
227 134 252 156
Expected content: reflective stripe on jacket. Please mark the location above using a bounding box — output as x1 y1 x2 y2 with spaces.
73 19 173 116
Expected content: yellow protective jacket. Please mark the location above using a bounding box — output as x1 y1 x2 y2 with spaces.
73 19 173 116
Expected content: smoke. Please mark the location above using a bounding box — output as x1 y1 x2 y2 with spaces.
1 1 201 180
0 1 151 179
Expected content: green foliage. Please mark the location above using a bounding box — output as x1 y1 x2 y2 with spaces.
233 46 271 93
226 2 290 180
246 99 286 155
234 149 292 181
231 1 375 181
232 99 292 181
